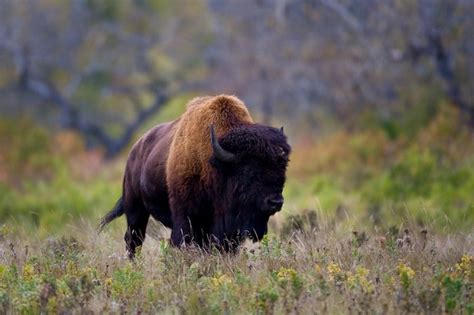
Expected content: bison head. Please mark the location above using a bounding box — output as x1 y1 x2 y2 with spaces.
209 124 290 245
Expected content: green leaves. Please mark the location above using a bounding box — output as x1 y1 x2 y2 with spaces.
442 276 463 313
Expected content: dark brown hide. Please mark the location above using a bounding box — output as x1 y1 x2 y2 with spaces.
100 95 290 257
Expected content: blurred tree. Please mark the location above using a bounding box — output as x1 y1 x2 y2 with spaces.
405 0 474 125
0 0 472 155
0 0 211 157
206 0 473 126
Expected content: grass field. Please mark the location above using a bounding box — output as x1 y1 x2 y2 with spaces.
0 221 472 314
0 103 473 313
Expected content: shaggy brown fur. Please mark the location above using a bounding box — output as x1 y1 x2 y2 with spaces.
100 95 290 257
167 95 253 190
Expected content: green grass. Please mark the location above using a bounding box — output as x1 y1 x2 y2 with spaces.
1 101 472 233
0 223 472 314
0 101 473 313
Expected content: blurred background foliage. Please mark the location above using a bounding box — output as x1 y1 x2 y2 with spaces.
0 0 473 235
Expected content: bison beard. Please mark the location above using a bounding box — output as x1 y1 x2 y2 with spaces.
99 95 290 258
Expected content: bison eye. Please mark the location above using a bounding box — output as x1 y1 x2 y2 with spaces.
279 146 288 157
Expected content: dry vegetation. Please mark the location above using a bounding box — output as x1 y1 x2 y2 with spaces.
0 104 473 313
0 221 472 314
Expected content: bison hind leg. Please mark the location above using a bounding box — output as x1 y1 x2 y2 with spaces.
124 206 150 259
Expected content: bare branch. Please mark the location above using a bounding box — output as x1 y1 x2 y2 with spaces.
426 32 474 125
319 0 362 33
105 91 170 157
23 75 170 157
409 1 474 126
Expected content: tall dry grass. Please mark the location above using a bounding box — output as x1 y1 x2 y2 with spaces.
1 218 472 314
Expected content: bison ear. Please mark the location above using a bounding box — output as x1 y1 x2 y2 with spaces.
210 124 237 163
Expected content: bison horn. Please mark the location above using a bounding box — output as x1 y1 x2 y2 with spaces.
210 125 237 162
280 126 284 133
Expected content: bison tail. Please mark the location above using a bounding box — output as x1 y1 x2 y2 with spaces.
98 197 124 233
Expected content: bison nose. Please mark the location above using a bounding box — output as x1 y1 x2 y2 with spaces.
265 195 284 213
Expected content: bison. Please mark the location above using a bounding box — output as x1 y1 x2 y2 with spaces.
99 95 290 257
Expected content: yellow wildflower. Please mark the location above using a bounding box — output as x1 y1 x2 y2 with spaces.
397 263 415 280
104 277 113 287
356 266 369 278
277 267 298 282
22 263 35 280
346 271 356 288
397 262 415 290
211 272 233 289
346 266 374 293
358 277 374 293
455 254 473 279
276 267 303 295
46 296 58 314
314 264 322 275
327 262 342 275
0 225 11 235
327 262 343 281
66 261 78 275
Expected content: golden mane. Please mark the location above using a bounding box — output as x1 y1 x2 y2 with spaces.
166 95 254 186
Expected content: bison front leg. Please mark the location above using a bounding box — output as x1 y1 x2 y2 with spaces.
168 183 209 247
170 212 194 247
